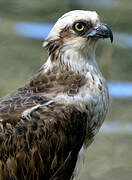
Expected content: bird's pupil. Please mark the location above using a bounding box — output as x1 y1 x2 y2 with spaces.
77 23 82 29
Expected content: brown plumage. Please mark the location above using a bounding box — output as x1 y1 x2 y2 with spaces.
0 10 113 180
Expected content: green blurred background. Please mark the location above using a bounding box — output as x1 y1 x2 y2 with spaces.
0 0 132 179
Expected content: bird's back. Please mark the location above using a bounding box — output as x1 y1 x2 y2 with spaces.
0 67 89 179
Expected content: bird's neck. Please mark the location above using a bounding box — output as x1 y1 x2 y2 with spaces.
44 48 99 74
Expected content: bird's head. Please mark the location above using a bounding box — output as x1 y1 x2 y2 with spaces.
43 10 113 70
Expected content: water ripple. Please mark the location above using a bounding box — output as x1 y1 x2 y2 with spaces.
101 122 132 134
108 81 132 99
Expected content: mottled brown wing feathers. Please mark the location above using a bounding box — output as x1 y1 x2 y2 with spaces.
50 130 85 180
0 88 50 123
0 101 87 179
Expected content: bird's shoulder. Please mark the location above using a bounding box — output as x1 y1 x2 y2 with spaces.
26 65 87 96
0 65 87 121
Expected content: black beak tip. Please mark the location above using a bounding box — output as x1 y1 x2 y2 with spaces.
104 24 113 43
110 34 113 43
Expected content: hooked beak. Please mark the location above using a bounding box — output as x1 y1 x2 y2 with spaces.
85 23 113 43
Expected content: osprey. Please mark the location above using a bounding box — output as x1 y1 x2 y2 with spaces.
0 10 113 179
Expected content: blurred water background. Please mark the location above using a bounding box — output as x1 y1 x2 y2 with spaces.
0 0 132 179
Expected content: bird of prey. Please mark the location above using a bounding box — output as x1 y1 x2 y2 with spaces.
0 10 113 180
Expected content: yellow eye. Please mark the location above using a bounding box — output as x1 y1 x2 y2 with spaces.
74 22 85 32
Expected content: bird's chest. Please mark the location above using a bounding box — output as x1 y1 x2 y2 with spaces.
74 71 109 132
55 70 109 136
82 73 109 142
